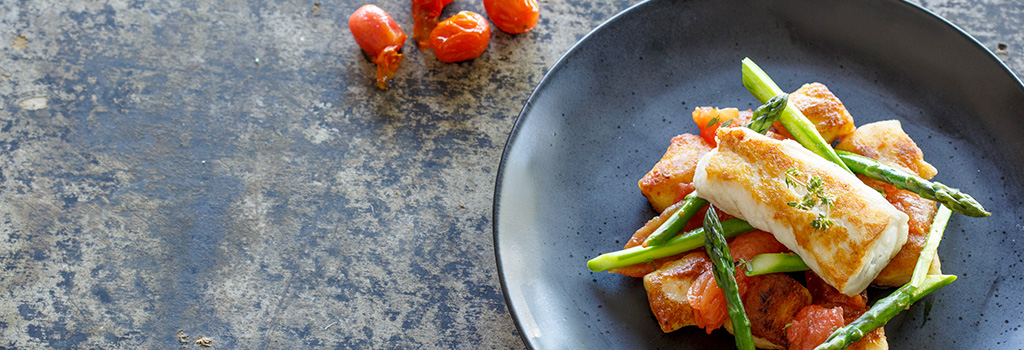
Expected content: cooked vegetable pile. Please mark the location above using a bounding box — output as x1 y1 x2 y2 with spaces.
587 58 988 350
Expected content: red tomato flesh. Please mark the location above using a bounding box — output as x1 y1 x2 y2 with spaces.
430 11 491 63
348 5 407 90
687 270 729 333
411 0 451 49
691 107 742 147
483 0 539 34
786 305 845 350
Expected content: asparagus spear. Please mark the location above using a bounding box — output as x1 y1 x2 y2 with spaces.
836 151 990 217
643 193 709 246
911 205 952 286
703 206 755 350
586 219 754 272
814 274 957 350
741 58 853 173
746 93 789 134
742 253 809 276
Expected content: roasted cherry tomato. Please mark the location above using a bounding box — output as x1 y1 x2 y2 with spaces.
411 0 454 49
482 0 539 34
429 11 491 63
348 5 407 90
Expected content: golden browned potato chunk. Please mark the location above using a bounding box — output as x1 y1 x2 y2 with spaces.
643 252 710 332
836 120 937 180
773 83 857 144
638 133 713 213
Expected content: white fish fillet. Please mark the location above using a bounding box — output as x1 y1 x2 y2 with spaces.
693 128 908 295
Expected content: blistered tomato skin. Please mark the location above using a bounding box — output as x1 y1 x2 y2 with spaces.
348 5 407 90
429 11 491 63
411 0 453 49
483 0 539 34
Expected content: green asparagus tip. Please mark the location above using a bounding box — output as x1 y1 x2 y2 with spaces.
835 150 990 217
745 93 789 134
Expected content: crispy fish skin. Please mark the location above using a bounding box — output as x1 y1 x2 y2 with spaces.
693 128 909 296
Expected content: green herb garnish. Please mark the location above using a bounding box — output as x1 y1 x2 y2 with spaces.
707 116 720 128
784 167 835 230
810 213 834 230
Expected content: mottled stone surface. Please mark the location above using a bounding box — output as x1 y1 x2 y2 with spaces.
0 0 1020 348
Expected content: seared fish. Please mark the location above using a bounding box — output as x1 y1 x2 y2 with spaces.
693 128 909 295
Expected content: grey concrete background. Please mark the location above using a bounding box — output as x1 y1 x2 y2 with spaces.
0 0 1020 348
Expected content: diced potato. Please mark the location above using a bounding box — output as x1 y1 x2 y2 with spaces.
773 83 857 144
638 134 713 213
836 120 937 179
643 252 709 332
847 325 889 350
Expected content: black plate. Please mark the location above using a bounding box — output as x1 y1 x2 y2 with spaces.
494 0 1024 348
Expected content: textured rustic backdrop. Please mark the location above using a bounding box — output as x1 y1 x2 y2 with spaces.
0 0 1021 348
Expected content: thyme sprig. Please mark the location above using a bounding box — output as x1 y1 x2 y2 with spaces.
784 168 835 230
706 116 735 128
